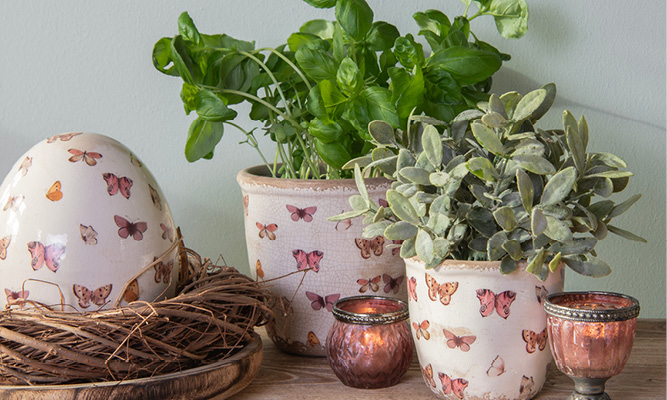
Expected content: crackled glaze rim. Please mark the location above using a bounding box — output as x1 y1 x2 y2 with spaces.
544 291 640 322
332 296 409 325
236 165 390 191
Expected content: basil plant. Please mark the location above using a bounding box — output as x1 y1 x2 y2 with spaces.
152 0 529 179
330 84 645 280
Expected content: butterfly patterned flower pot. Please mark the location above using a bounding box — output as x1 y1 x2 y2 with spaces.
237 165 407 356
0 133 179 311
405 257 564 400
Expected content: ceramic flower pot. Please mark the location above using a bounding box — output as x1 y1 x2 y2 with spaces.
405 257 564 400
237 166 407 356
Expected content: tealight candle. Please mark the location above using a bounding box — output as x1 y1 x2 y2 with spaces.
326 296 412 389
544 291 640 400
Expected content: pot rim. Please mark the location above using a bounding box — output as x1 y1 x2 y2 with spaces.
236 164 389 190
405 256 564 274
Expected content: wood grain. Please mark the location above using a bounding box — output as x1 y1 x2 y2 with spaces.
232 319 665 400
0 333 263 400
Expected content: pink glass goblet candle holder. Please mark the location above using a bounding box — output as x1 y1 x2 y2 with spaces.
544 291 640 400
326 296 413 389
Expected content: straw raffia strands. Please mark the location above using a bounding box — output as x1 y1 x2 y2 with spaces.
0 243 273 386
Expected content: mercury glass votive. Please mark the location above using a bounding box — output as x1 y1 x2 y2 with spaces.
326 295 413 389
544 291 640 400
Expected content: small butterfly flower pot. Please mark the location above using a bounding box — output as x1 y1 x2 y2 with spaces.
405 257 564 400
237 166 407 356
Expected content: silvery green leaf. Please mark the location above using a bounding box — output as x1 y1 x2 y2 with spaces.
386 189 420 225
488 94 508 118
512 139 544 157
482 112 509 128
429 172 450 187
416 192 438 204
397 148 416 170
531 83 557 122
493 206 516 231
416 228 434 264
549 252 562 272
502 239 523 261
536 262 549 282
400 237 417 259
526 248 547 275
400 167 431 185
566 126 586 175
371 147 395 162
471 122 505 156
446 155 465 170
353 164 370 205
540 167 576 206
516 169 534 213
362 214 375 225
578 114 589 150
562 110 578 136
584 170 633 179
508 228 531 243
396 183 418 197
469 236 488 252
349 194 369 211
588 200 614 220
447 223 467 243
467 208 497 238
487 231 508 261
500 91 520 117
453 109 485 123
513 89 546 122
593 177 613 198
328 209 366 221
608 194 641 220
373 206 386 223
500 192 522 208
607 225 647 243
541 205 570 220
422 125 443 167
433 237 451 259
506 132 536 141
410 115 447 125
500 256 518 274
513 155 556 175
384 221 418 240
573 203 598 231
431 195 451 214
562 255 611 277
409 193 427 217
449 161 470 180
531 208 547 236
467 157 497 182
593 220 608 240
476 101 489 113
426 212 451 236
591 153 627 169
363 220 391 238
342 156 372 170
544 215 573 242
416 152 436 172
533 233 550 249
470 184 494 208
368 120 396 146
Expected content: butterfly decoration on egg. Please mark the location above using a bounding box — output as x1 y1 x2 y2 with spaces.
27 241 65 272
148 184 162 210
160 223 174 242
68 148 103 166
0 236 10 260
4 288 29 308
153 257 173 284
123 279 140 303
18 157 32 176
114 215 147 241
80 224 98 245
103 173 133 199
3 195 24 211
72 283 112 309
46 132 82 143
46 181 63 201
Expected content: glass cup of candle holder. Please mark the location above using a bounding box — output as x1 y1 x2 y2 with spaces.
326 295 413 389
544 291 640 400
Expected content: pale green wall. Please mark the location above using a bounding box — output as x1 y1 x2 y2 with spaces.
0 1 664 317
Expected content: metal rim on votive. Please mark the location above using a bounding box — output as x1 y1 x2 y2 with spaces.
332 296 409 325
544 291 640 322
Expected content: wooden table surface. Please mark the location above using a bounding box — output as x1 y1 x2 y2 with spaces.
231 319 665 400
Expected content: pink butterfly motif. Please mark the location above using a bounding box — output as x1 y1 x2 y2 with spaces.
243 195 249 216
68 148 102 166
335 210 352 231
286 204 317 222
292 249 324 272
438 372 469 399
421 363 436 388
442 328 476 352
412 320 430 340
487 355 505 377
114 215 147 241
305 291 339 312
476 289 517 319
72 284 112 309
18 157 32 176
103 173 133 199
408 276 418 301
357 275 381 293
383 273 404 294
4 288 29 308
153 257 173 284
160 223 174 242
27 241 65 272
256 222 278 240
46 132 81 143
355 236 384 259
148 184 162 210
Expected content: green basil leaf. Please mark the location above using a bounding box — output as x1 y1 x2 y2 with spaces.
304 0 337 8
295 42 337 82
170 35 197 85
427 46 502 85
337 57 364 95
362 87 400 128
335 0 374 40
394 67 425 122
488 0 529 39
318 79 348 118
178 12 203 45
194 89 237 122
308 118 344 143
185 117 224 162
152 37 179 76
367 21 400 51
287 32 321 52
394 36 424 69
180 82 199 114
300 19 336 39
314 137 351 169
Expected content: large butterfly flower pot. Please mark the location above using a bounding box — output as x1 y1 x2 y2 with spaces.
405 258 564 400
237 166 407 356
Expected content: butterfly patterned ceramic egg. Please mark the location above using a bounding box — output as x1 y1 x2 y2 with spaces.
0 132 179 311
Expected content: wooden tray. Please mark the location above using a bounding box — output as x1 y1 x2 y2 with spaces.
0 333 263 400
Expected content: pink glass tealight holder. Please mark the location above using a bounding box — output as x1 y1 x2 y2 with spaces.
544 291 640 400
326 296 413 389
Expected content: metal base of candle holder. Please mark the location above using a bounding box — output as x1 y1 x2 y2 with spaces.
568 377 611 400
